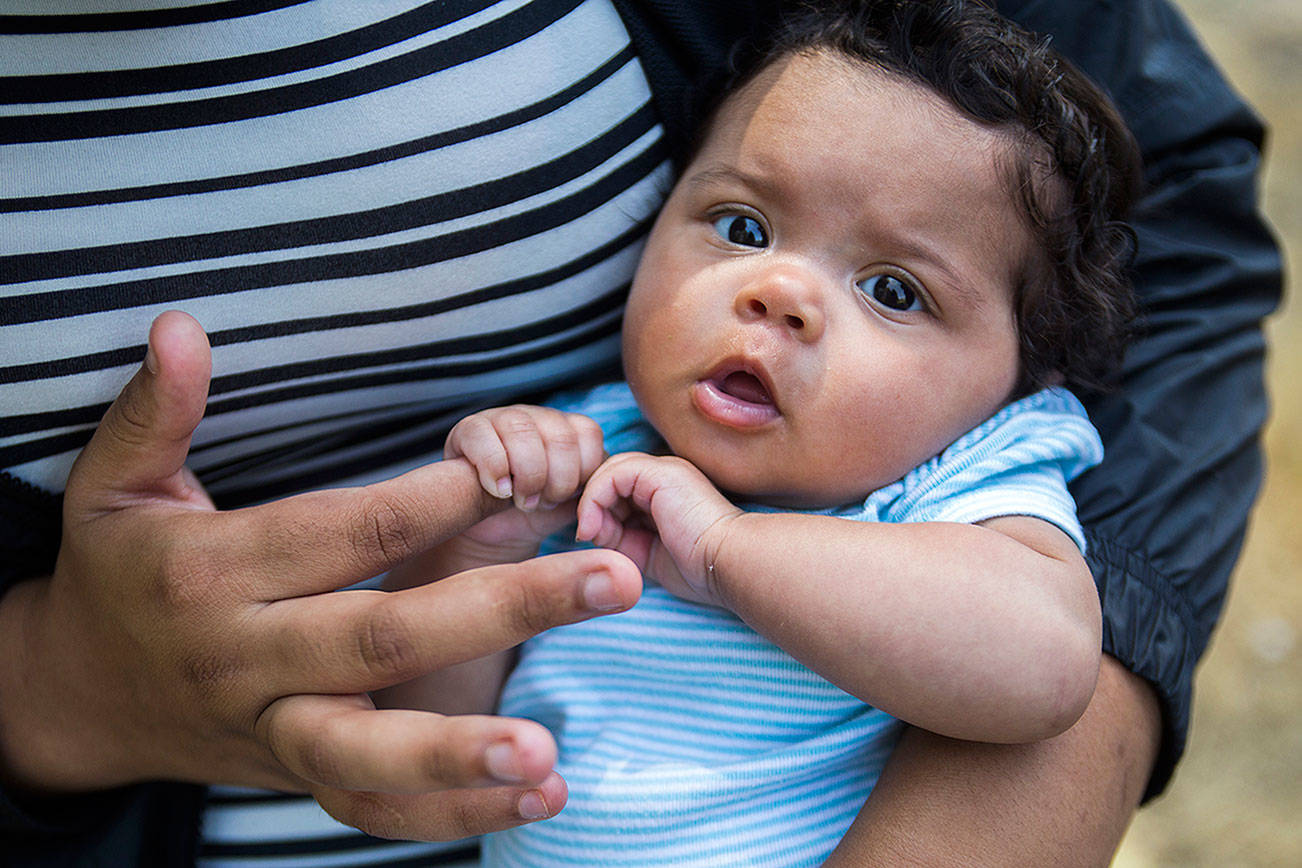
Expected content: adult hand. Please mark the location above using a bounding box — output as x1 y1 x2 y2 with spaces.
0 311 641 839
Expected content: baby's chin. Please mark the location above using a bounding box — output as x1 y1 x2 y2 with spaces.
689 457 860 511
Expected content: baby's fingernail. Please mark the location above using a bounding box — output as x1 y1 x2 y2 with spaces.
485 741 523 783
522 494 541 511
582 571 623 612
518 790 550 820
495 477 512 498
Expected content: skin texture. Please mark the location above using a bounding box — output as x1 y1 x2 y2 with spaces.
0 311 644 840
373 45 1159 863
826 653 1161 867
623 52 1029 508
401 49 1100 760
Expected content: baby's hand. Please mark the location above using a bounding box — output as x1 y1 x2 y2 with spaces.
576 452 743 607
445 405 607 548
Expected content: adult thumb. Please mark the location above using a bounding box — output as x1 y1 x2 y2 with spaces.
66 310 213 507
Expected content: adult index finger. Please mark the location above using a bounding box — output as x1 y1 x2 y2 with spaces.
230 457 505 599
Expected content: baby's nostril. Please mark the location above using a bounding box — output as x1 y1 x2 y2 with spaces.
785 314 804 329
749 299 767 316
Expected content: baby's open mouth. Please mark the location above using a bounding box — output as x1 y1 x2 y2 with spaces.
715 370 773 405
691 363 782 429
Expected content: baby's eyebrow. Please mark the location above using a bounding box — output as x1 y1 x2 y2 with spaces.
887 236 987 313
683 164 776 197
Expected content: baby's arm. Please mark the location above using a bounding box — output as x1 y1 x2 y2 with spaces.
578 452 1100 744
376 406 609 717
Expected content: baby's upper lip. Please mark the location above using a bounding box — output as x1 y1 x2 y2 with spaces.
701 356 781 412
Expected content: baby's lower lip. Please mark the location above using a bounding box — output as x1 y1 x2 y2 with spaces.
691 379 781 428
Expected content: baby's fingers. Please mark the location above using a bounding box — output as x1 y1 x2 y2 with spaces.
576 453 647 544
445 415 513 500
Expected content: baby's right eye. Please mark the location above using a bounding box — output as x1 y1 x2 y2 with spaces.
711 214 768 248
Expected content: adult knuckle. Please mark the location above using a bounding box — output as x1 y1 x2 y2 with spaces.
350 493 418 567
296 722 344 784
498 573 557 637
109 389 156 449
178 648 244 690
153 539 216 613
355 604 421 682
444 797 496 838
335 791 407 840
419 738 462 788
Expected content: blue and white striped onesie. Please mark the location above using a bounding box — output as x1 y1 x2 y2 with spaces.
488 381 1103 866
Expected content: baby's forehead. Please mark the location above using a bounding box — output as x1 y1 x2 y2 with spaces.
695 52 1039 251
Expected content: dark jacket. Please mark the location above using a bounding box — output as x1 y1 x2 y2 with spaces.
0 0 1282 863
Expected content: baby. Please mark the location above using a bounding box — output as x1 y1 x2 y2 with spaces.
381 0 1141 864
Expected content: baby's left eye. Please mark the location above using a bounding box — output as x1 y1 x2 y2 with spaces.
711 214 768 248
857 274 922 312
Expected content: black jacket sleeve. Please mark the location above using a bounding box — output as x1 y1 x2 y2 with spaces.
999 0 1283 798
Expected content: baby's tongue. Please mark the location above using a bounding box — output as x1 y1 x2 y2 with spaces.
720 371 771 404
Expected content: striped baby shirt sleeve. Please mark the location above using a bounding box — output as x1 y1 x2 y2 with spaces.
875 387 1104 553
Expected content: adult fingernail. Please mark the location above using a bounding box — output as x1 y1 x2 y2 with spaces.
485 741 523 783
495 477 512 498
518 790 550 820
582 571 623 612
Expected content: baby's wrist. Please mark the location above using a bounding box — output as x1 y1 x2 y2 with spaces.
697 511 750 609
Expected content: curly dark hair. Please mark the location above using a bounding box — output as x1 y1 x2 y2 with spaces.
694 0 1143 395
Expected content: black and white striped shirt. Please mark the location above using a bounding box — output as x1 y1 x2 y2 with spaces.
2 1 667 864
1 0 668 506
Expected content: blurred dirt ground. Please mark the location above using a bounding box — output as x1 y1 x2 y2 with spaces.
1113 1 1301 866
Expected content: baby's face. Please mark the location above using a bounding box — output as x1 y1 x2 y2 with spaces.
624 51 1029 507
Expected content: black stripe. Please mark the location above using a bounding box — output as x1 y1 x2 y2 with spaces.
195 405 467 488
209 284 625 395
204 789 303 806
0 46 636 213
0 1 311 34
0 213 650 384
381 849 482 868
0 102 656 285
0 0 584 144
192 399 442 458
199 831 479 860
0 306 623 464
191 403 471 486
207 366 619 507
0 134 667 324
206 414 472 503
1 0 497 101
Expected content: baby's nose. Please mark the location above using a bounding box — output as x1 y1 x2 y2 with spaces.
734 266 826 341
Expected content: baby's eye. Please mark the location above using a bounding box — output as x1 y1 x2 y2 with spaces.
711 214 768 248
857 273 922 312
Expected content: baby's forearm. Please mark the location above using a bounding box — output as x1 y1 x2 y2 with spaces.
707 512 1100 743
